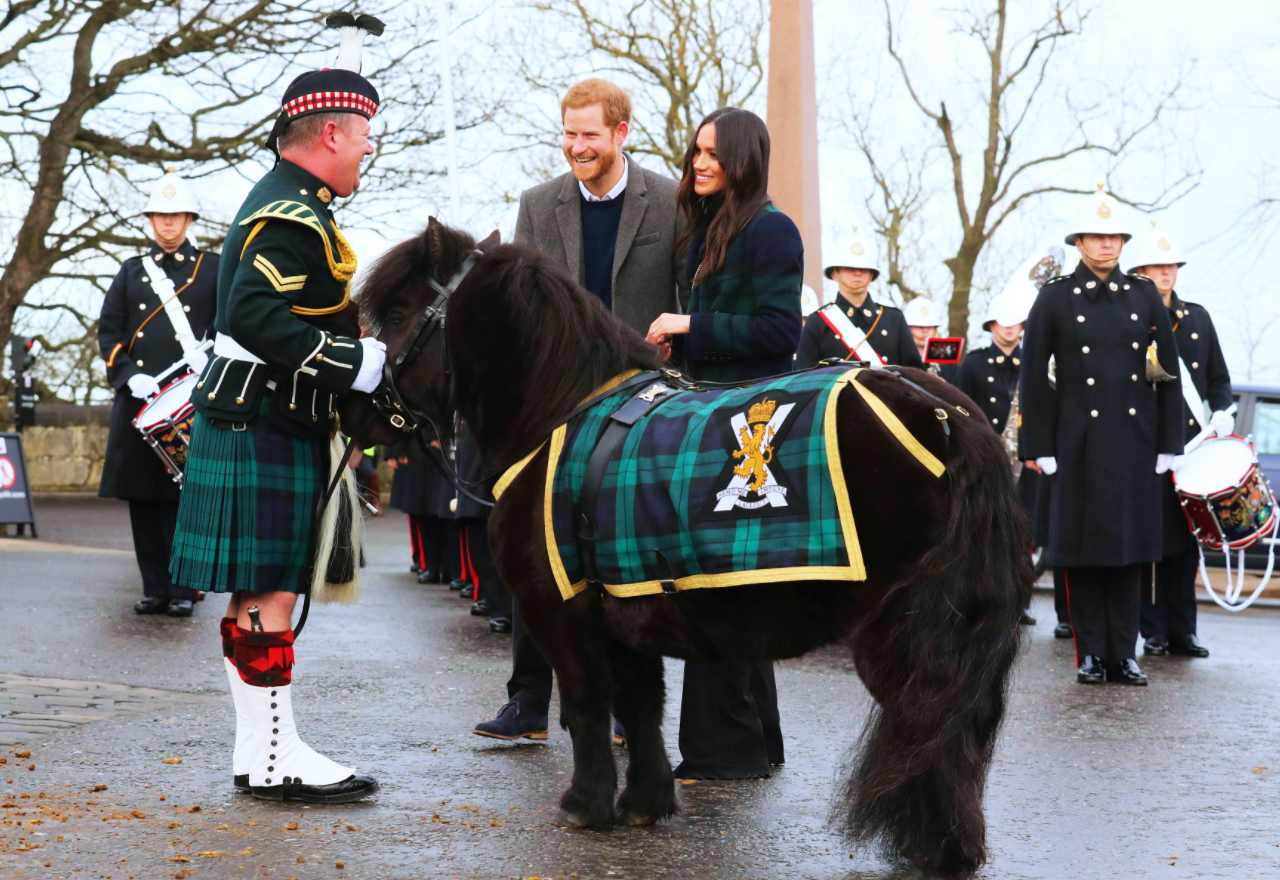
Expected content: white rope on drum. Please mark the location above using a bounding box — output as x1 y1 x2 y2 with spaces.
1198 540 1275 612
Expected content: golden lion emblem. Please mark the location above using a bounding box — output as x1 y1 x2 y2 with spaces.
732 397 778 492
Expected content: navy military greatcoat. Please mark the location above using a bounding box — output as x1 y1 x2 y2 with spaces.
956 343 1022 432
98 240 218 501
794 293 924 369
1020 262 1184 567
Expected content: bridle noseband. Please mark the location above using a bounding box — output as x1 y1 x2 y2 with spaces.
369 249 481 434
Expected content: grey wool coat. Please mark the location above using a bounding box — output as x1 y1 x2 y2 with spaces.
513 155 690 334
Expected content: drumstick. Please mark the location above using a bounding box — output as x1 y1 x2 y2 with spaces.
1184 401 1238 456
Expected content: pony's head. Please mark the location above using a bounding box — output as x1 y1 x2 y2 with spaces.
340 217 489 448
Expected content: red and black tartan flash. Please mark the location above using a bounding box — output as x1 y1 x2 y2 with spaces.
265 12 385 161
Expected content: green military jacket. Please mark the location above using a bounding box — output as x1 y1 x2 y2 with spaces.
194 160 365 438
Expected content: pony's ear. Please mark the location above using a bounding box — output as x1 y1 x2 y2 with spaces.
424 216 447 267
479 228 500 249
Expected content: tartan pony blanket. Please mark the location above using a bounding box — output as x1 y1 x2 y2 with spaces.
493 365 945 601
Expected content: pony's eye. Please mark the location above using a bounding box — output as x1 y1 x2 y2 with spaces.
388 315 404 326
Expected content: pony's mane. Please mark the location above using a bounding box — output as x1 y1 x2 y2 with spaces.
449 241 663 453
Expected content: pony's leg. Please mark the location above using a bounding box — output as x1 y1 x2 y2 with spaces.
609 643 676 826
551 630 619 829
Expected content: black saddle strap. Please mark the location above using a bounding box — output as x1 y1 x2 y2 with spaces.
575 379 683 585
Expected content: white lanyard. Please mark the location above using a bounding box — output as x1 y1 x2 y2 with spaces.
146 270 199 353
816 304 885 368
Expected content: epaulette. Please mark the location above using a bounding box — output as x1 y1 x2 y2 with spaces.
1047 274 1071 283
238 200 356 283
1127 271 1153 283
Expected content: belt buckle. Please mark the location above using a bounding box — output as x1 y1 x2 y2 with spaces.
231 421 247 432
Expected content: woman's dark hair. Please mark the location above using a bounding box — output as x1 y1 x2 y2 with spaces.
675 107 772 283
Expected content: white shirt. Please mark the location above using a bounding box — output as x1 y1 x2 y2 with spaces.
578 154 629 202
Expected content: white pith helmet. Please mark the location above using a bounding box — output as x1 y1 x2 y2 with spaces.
982 292 1031 332
1063 184 1130 245
824 226 880 280
143 167 200 218
903 297 943 328
1125 222 1186 272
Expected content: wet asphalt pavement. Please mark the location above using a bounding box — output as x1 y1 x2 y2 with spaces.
1 495 1279 879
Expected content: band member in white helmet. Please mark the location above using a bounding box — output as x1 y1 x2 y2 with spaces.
1126 224 1232 659
1020 186 1183 686
794 227 922 368
98 168 217 617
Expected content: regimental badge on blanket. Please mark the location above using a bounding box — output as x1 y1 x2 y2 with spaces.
698 389 818 520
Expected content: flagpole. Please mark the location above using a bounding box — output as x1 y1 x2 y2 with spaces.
435 0 461 220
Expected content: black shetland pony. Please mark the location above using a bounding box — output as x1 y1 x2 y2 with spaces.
343 219 1031 879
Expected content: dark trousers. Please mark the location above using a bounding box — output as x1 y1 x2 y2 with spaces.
1061 564 1141 666
1054 566 1070 625
507 602 554 716
1139 546 1200 637
128 500 194 602
461 519 512 619
676 662 784 779
408 515 448 578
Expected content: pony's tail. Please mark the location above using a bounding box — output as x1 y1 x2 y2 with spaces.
311 434 363 605
839 417 1031 878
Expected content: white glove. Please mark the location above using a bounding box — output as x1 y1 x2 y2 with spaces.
350 337 388 394
183 348 209 375
1156 453 1177 475
126 373 161 400
1209 410 1235 437
1171 454 1187 471
1035 456 1058 475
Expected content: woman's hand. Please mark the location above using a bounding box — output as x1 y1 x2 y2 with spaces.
646 313 691 343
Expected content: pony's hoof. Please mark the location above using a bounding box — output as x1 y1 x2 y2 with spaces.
552 808 609 829
616 809 660 827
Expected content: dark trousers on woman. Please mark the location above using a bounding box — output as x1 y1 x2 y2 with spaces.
129 500 195 602
1139 547 1200 638
1062 565 1141 666
676 662 784 779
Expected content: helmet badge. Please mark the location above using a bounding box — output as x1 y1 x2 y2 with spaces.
1096 201 1111 219
1157 237 1171 251
162 183 177 199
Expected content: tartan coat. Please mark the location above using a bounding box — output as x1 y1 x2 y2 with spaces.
193 159 366 439
1160 291 1232 552
1019 262 1184 567
98 240 218 501
793 294 924 370
680 204 804 383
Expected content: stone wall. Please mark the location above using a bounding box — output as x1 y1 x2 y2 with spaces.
23 424 110 491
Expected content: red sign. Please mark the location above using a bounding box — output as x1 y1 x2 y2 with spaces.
0 456 14 490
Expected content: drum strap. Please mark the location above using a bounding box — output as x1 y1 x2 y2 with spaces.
146 274 200 354
1178 356 1206 430
817 304 886 368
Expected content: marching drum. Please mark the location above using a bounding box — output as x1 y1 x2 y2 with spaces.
132 372 199 486
1173 434 1278 611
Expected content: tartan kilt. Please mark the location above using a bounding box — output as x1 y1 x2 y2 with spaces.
169 410 327 594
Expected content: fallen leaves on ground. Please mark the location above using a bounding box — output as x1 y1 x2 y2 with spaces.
89 784 108 792
186 805 201 813
168 855 191 862
162 758 183 765
129 810 146 819
15 751 30 759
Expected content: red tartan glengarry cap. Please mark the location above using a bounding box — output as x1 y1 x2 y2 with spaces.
265 68 380 158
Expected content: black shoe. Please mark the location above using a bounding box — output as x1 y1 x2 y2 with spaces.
251 773 379 804
1019 609 1037 626
1143 635 1169 656
1053 622 1073 639
1077 655 1105 684
613 718 627 748
489 616 512 634
410 564 422 574
470 599 494 617
234 774 250 792
473 700 548 741
1168 633 1209 658
459 582 475 601
1111 658 1148 685
448 577 468 592
417 569 441 585
133 597 168 615
166 599 194 617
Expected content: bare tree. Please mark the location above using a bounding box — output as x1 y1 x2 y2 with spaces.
0 1 470 421
499 0 766 176
832 0 1200 334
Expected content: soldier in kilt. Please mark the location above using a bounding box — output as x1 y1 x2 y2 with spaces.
168 16 388 804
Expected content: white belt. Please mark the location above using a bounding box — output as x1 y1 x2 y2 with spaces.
213 332 265 365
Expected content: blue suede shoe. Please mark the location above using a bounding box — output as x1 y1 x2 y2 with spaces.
472 700 548 741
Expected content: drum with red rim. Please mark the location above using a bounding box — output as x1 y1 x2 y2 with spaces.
132 372 198 485
1173 434 1278 551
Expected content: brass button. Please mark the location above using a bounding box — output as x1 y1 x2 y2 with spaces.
139 303 146 310
236 396 245 405
175 253 185 262
990 397 997 403
1190 418 1196 425
1123 284 1131 290
154 254 163 263
289 403 297 411
136 360 143 366
996 355 1005 363
1109 282 1118 291
1191 332 1199 340
1129 408 1136 416
1086 280 1097 289
1132 342 1140 350
1073 287 1081 294
1013 357 1020 365
863 309 872 317
1090 410 1098 418
1131 374 1138 382
136 331 144 338
1076 315 1085 323
988 358 994 364
207 392 215 400
881 329 888 336
1131 314 1138 321
315 353 324 362
1082 346 1090 354
1192 361 1199 369
300 189 308 196
184 305 191 312
312 415 318 422
1087 378 1095 385
175 334 180 340
141 276 149 283
992 418 998 424
987 376 995 383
